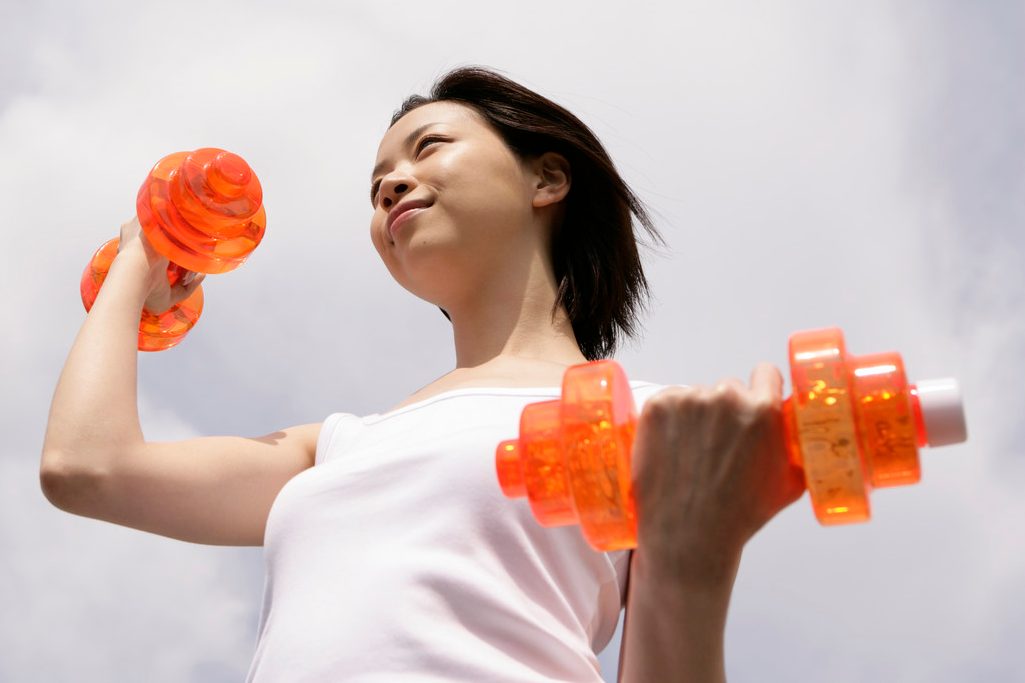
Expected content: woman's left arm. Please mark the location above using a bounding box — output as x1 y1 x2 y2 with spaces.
616 363 806 683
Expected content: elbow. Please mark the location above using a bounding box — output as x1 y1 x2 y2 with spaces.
39 452 103 513
40 459 72 511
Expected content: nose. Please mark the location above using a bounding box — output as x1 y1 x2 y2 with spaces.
379 174 415 210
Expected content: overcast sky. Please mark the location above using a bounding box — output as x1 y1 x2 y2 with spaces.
2 1 1023 681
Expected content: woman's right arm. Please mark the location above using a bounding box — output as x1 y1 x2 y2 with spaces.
39 219 319 547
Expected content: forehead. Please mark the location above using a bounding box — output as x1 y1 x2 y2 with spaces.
374 101 485 164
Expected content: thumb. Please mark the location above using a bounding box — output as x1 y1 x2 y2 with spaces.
183 273 206 294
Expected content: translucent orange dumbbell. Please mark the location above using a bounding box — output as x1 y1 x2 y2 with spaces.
80 148 267 351
495 327 967 551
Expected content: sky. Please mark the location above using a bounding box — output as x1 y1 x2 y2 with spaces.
2 0 1023 681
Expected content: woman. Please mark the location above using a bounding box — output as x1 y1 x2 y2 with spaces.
41 66 804 681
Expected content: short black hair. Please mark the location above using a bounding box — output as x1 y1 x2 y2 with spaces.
390 66 666 361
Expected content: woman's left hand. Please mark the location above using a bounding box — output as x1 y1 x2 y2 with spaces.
629 362 807 584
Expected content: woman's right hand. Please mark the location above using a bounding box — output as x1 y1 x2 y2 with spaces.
116 216 205 313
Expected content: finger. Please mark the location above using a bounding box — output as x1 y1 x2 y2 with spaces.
183 274 205 293
119 216 139 235
175 272 200 293
712 377 746 393
750 362 783 401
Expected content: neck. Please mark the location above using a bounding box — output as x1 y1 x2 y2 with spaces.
444 247 588 371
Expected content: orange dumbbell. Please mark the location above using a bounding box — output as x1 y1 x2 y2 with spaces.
80 148 266 351
495 327 967 551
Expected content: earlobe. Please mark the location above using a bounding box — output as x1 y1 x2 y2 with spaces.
532 152 571 208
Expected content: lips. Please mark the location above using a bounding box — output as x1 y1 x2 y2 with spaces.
386 199 431 240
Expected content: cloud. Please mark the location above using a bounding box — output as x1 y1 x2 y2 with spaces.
0 397 263 681
3 1 1022 681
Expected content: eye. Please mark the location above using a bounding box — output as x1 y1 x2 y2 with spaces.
371 135 446 206
415 134 444 155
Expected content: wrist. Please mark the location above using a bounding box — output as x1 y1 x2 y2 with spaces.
620 546 736 683
632 540 742 591
111 239 155 272
105 248 156 309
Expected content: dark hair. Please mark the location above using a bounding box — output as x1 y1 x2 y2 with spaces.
389 66 666 361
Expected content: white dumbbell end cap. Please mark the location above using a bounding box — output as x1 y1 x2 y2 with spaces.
915 378 967 447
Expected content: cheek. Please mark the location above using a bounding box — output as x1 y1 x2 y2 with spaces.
441 156 528 225
368 215 389 258
368 216 379 246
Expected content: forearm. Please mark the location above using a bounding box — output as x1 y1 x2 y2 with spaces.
41 251 151 475
618 549 740 683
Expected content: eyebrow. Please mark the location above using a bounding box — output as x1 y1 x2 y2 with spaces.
371 122 443 181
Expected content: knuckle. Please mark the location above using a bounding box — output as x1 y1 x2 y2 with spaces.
709 382 744 407
747 394 781 423
642 387 692 418
641 396 673 421
713 378 745 395
652 386 693 403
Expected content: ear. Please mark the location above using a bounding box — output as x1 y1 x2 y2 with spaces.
530 152 571 209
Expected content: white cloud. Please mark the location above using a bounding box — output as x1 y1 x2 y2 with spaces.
0 399 263 681
3 1 1022 681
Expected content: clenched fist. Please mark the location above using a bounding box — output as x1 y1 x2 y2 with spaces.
630 362 806 584
115 216 205 313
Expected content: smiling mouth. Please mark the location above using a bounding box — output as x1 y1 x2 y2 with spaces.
389 206 428 240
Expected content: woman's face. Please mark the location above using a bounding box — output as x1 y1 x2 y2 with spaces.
369 101 541 310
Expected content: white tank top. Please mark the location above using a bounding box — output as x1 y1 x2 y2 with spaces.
246 381 668 682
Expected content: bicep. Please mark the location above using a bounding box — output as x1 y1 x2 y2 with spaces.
52 423 321 547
